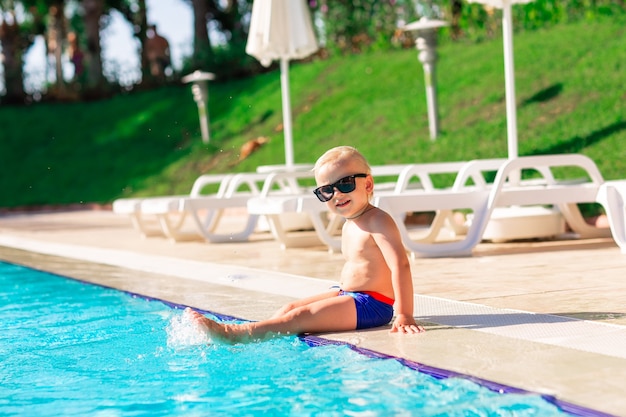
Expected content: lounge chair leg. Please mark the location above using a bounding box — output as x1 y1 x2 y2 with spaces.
598 181 626 253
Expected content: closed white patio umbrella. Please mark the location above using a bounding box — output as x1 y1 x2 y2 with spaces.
246 0 319 168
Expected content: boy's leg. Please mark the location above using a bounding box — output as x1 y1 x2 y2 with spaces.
187 294 356 343
266 293 357 334
270 290 340 318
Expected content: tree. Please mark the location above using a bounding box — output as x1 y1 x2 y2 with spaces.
183 0 254 78
81 0 105 90
0 9 26 102
115 0 181 87
189 0 210 70
0 0 44 104
46 0 67 95
113 0 151 84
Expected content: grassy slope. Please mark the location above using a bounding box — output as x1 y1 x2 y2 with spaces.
0 16 624 208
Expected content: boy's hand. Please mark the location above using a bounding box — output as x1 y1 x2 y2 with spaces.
390 314 425 334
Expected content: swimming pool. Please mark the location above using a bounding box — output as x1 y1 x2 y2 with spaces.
0 261 606 416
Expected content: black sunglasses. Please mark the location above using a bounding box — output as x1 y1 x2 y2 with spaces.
313 173 368 202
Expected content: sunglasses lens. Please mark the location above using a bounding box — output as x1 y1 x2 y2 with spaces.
335 177 357 193
314 185 334 202
320 187 335 201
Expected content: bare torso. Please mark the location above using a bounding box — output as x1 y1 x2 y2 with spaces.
338 211 395 299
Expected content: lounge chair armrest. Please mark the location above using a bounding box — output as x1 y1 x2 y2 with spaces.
259 170 317 197
493 154 605 191
190 174 235 197
224 172 270 196
392 161 470 193
451 158 506 190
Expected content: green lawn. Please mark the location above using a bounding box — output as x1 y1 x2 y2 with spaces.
0 16 624 209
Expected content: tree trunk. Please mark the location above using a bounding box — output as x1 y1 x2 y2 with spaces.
48 1 66 95
0 18 26 104
135 0 150 84
450 0 463 40
191 0 212 70
82 0 105 91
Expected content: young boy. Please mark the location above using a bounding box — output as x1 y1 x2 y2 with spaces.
186 146 424 342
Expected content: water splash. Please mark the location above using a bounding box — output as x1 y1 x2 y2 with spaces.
166 311 212 348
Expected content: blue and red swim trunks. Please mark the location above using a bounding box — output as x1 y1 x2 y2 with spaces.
338 290 394 329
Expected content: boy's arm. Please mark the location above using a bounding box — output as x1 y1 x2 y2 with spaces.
371 213 425 334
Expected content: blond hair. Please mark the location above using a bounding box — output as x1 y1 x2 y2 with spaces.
313 146 371 175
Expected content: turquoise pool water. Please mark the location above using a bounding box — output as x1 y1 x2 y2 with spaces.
0 261 594 416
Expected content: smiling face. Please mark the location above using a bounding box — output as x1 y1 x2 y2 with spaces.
314 157 373 218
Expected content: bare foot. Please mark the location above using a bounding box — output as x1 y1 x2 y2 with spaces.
184 308 231 343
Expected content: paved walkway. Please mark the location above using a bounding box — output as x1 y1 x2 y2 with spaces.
0 209 625 416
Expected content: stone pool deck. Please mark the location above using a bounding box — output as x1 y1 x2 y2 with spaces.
0 209 624 416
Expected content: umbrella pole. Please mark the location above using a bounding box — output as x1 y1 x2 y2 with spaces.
280 58 295 168
502 0 520 183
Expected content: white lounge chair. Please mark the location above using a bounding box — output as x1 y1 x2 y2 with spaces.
247 161 478 252
376 154 624 258
112 173 234 238
243 169 326 249
136 172 267 242
134 166 317 243
384 159 507 243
